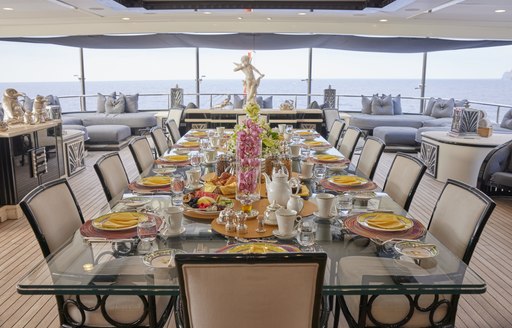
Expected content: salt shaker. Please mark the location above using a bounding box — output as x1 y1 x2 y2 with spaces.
225 211 236 233
236 211 248 234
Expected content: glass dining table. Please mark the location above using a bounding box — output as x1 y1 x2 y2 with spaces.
17 130 486 326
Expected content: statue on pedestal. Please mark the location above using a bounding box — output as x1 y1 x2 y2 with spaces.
233 55 265 105
2 88 25 124
33 95 48 124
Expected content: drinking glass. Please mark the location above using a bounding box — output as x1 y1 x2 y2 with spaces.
336 192 354 217
301 145 311 160
285 125 294 135
171 174 185 206
190 152 202 168
137 215 157 254
314 164 327 191
291 132 301 144
297 221 316 249
200 138 209 152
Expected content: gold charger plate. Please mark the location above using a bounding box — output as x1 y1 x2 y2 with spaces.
356 212 413 232
91 212 147 231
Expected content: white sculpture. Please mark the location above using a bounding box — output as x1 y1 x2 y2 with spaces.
33 95 48 124
2 88 25 124
233 55 264 105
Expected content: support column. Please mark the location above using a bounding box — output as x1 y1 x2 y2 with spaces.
79 48 86 111
419 52 427 113
195 48 200 107
306 48 313 106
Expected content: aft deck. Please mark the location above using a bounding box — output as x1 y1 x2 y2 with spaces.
1 146 511 328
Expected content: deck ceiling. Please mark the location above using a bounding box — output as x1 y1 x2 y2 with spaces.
0 0 511 40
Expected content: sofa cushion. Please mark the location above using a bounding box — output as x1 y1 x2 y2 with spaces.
421 117 453 127
393 94 402 115
63 112 157 129
308 101 320 109
431 98 455 118
424 97 436 116
233 95 244 109
491 172 512 188
263 96 273 109
86 125 131 144
105 96 126 114
97 92 116 113
361 96 372 114
500 109 512 129
62 116 83 125
63 124 89 141
121 93 139 113
373 126 417 146
186 102 198 109
349 113 435 130
371 95 394 115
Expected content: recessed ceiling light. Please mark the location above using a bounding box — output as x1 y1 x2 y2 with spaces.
89 7 104 11
405 8 420 12
379 19 388 22
121 17 130 20
3 7 14 11
267 17 272 21
203 11 212 15
237 16 243 20
298 12 307 16
495 9 506 13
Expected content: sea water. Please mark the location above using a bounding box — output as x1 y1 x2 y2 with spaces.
1 78 511 122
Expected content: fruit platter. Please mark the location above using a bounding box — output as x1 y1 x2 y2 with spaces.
201 172 236 196
183 190 234 212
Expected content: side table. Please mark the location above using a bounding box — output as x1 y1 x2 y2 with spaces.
63 129 86 177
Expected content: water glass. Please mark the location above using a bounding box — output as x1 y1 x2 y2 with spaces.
291 132 301 144
301 146 311 160
200 138 209 152
171 174 185 206
336 193 354 217
298 221 316 248
285 125 294 134
137 216 157 242
190 152 202 168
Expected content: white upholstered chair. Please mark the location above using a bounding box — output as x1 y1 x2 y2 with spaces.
382 153 426 211
327 119 345 148
175 253 327 328
19 178 174 328
337 126 362 161
94 152 130 203
355 136 386 180
129 136 155 174
335 179 496 328
150 126 170 157
166 119 182 144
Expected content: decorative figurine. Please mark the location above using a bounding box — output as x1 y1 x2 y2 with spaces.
32 95 48 124
280 100 294 111
234 55 265 104
2 88 25 124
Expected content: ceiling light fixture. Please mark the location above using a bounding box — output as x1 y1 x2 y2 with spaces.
495 9 506 13
267 17 272 21
47 0 78 10
298 12 307 16
379 19 388 22
203 11 212 15
3 7 14 11
122 17 130 20
237 16 243 20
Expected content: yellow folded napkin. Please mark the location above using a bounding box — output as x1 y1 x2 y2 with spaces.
330 176 364 185
163 155 189 162
305 141 324 146
100 212 144 228
189 131 207 137
178 141 199 147
297 131 313 136
366 214 405 230
315 154 341 161
140 176 172 186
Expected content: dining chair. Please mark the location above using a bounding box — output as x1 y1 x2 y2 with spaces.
337 126 362 161
129 136 155 174
166 118 182 144
175 252 327 328
94 152 130 203
150 126 171 157
477 139 512 196
335 179 496 328
323 109 340 135
327 119 345 148
19 178 174 328
355 136 386 180
382 152 426 211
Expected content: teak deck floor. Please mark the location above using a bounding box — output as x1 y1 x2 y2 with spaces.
1 147 511 328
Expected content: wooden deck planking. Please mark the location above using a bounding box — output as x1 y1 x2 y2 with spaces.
0 148 511 327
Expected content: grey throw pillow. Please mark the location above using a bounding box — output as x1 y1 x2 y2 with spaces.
455 99 468 107
431 98 455 118
186 102 198 109
308 101 320 109
371 94 394 115
233 95 244 109
121 93 139 113
361 95 372 114
263 96 273 109
105 96 125 114
424 97 436 116
97 92 116 113
256 96 264 108
500 109 512 129
23 95 34 112
393 94 402 115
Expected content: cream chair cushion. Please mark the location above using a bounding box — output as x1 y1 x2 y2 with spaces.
151 127 169 156
96 154 129 201
130 137 154 174
356 138 384 179
384 155 423 209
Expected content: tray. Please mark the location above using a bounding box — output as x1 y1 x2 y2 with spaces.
216 243 300 254
211 218 274 238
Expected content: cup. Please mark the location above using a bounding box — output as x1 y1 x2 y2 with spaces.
301 161 314 179
186 169 201 187
210 134 221 148
216 126 225 137
316 193 335 218
164 206 184 234
278 124 286 134
275 208 302 236
204 148 217 162
290 143 301 157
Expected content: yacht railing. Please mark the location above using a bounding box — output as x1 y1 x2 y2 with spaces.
58 92 511 124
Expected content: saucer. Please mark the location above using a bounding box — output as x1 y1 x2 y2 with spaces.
186 182 203 190
314 211 337 219
263 218 278 226
161 226 186 237
299 174 314 181
272 229 298 239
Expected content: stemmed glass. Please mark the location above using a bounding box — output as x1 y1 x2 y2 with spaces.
313 164 327 192
199 138 209 152
171 174 185 206
190 152 202 169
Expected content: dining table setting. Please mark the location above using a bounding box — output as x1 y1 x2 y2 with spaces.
17 126 487 327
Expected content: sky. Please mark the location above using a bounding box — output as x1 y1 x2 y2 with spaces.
1 40 512 82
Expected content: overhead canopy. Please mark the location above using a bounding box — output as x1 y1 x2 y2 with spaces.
2 33 512 53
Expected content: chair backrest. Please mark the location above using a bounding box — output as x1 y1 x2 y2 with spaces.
382 153 426 211
337 126 362 161
355 136 386 180
150 126 169 157
327 119 345 148
176 253 327 328
129 136 155 174
20 178 84 257
166 108 184 129
93 152 130 202
166 119 181 144
323 109 340 134
477 140 512 193
428 179 496 264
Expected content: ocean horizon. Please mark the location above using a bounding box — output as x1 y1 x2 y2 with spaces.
1 78 511 122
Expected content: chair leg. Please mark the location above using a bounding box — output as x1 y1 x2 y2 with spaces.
333 296 341 328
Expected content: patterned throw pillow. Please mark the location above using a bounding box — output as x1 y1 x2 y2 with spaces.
431 98 455 118
97 92 116 113
233 95 244 109
121 93 139 113
424 97 436 116
371 94 394 115
105 95 125 114
393 94 402 115
500 109 512 130
361 95 372 114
